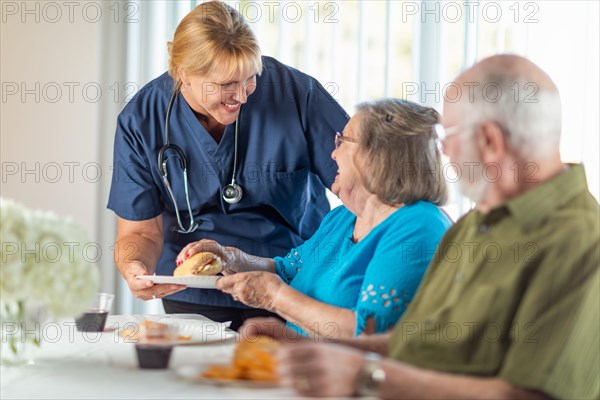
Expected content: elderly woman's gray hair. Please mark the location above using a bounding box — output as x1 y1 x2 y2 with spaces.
354 98 447 206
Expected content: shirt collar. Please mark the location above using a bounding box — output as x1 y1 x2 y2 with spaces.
503 164 589 232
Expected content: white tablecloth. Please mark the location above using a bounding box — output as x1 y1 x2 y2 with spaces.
1 314 297 399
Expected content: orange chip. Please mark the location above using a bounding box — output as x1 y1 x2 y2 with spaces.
202 336 280 382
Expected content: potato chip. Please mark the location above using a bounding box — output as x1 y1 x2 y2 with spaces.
201 335 280 382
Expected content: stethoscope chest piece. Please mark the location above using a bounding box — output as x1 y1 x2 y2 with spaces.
222 183 243 204
221 109 243 204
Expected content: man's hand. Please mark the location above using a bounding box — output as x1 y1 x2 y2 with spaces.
278 342 365 397
239 317 307 343
216 271 284 310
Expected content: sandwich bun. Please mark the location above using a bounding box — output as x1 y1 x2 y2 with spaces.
174 252 223 276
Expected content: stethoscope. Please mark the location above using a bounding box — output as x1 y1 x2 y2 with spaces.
157 89 243 234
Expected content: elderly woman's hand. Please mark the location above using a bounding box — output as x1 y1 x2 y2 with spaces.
176 240 272 275
175 239 240 273
278 342 365 397
216 271 285 310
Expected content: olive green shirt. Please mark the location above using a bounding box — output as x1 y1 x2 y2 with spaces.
389 164 599 399
544 266 599 399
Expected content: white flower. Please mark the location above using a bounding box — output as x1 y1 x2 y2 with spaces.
0 199 29 302
0 198 100 319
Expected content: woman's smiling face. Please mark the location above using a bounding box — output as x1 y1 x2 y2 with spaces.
331 115 363 204
181 67 258 126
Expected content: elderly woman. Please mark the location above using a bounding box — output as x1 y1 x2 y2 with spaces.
178 99 451 338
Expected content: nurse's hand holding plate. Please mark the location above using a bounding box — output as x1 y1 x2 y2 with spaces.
115 218 188 301
121 260 187 302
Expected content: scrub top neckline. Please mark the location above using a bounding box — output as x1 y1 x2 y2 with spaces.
176 92 236 159
190 109 227 144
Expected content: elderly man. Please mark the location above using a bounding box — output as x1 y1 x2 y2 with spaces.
269 55 599 399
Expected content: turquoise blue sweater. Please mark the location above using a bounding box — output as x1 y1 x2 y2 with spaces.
275 201 451 336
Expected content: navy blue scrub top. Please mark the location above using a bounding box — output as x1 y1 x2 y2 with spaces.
108 56 349 307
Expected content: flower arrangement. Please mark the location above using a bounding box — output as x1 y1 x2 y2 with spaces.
1 198 100 363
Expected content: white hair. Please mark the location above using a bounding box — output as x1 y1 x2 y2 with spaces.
459 76 562 160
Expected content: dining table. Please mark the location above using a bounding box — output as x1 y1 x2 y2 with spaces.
1 314 298 399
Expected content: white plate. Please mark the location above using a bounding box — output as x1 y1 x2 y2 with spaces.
119 319 237 346
136 275 219 289
175 365 281 388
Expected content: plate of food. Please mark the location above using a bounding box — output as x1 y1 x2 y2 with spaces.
119 319 236 346
136 252 223 288
176 365 281 388
136 275 219 288
175 336 281 387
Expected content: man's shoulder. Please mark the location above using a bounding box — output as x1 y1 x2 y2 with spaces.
543 189 599 244
438 209 478 238
554 188 599 221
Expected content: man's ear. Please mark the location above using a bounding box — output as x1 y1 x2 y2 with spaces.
475 120 507 163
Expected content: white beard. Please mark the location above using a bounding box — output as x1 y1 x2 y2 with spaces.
456 138 488 204
459 171 488 204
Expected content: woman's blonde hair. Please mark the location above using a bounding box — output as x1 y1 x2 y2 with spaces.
354 99 447 206
167 1 262 90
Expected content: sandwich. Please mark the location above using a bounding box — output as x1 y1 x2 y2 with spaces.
173 252 223 276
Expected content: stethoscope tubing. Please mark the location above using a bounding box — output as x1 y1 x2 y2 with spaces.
158 88 242 233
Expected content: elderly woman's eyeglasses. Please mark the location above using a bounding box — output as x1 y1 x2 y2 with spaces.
335 132 358 149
